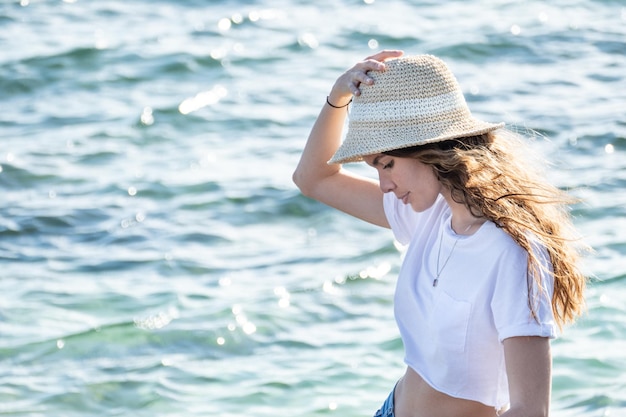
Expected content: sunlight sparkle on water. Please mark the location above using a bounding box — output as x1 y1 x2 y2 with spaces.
210 48 227 60
140 107 154 125
247 9 284 22
323 280 338 295
242 322 257 335
232 304 257 335
134 307 179 330
218 18 231 32
235 314 247 325
179 85 228 115
334 275 347 285
298 33 319 49
359 262 391 280
93 29 109 50
274 286 291 308
248 11 260 22
231 13 243 24
600 293 609 305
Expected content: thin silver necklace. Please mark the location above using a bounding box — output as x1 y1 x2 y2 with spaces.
433 221 475 287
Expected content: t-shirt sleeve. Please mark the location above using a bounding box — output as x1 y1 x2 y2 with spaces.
491 242 558 342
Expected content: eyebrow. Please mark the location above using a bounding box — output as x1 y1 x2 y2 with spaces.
372 155 382 166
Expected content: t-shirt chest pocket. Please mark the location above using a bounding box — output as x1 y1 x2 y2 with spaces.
428 290 472 352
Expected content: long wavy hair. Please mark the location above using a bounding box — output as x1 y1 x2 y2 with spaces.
384 131 588 329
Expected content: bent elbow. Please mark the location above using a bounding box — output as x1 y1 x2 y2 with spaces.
292 168 326 200
292 169 312 197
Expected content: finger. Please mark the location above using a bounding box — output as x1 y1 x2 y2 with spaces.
365 49 404 62
358 59 386 73
349 81 361 96
353 70 374 86
340 50 404 96
358 50 404 73
348 71 377 96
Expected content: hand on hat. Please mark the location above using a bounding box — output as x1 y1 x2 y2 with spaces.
328 50 404 107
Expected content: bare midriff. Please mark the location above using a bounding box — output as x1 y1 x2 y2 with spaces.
394 367 503 417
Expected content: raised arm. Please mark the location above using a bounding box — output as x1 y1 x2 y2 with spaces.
292 50 403 228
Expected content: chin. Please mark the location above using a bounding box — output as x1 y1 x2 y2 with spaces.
410 201 432 213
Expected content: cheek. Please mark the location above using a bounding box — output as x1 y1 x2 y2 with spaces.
411 172 441 197
417 166 439 190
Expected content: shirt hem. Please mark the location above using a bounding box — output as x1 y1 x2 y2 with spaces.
404 362 508 410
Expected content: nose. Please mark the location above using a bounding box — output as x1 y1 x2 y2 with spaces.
378 172 395 193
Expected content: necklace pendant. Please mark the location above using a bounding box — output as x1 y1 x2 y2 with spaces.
433 278 438 287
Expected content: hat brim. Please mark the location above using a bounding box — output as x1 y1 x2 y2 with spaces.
328 120 504 165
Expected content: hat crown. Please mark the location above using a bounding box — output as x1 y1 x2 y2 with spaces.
359 55 464 105
328 55 504 164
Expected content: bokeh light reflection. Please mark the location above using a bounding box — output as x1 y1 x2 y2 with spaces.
274 286 291 308
358 262 391 280
179 85 228 115
231 304 257 335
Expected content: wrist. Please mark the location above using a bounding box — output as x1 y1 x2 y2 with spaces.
326 95 352 109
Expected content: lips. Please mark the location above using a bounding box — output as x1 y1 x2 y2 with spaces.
399 192 409 205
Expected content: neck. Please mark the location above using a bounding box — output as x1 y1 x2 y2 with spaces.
442 191 485 235
451 216 485 235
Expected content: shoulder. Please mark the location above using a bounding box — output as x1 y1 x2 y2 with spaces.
471 221 525 258
485 226 552 275
383 193 449 244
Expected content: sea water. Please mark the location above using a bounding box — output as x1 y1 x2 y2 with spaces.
0 0 625 416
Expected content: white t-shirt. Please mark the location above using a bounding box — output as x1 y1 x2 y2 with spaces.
383 192 557 409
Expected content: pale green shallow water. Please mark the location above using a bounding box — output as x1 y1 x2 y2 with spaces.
0 0 625 416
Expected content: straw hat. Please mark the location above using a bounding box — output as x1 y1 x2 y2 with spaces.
328 55 504 164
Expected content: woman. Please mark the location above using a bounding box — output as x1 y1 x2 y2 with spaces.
293 50 587 417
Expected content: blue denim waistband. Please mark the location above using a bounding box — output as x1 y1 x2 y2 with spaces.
373 384 396 417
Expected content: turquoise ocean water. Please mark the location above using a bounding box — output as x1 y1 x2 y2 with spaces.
1 0 625 415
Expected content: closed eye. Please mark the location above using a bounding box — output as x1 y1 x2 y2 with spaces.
383 160 394 169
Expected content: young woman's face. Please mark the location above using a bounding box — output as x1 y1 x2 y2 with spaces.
364 153 443 212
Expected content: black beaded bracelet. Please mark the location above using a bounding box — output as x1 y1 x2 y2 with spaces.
326 96 352 109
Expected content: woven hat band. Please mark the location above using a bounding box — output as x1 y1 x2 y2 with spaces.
328 55 504 164
348 90 468 124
